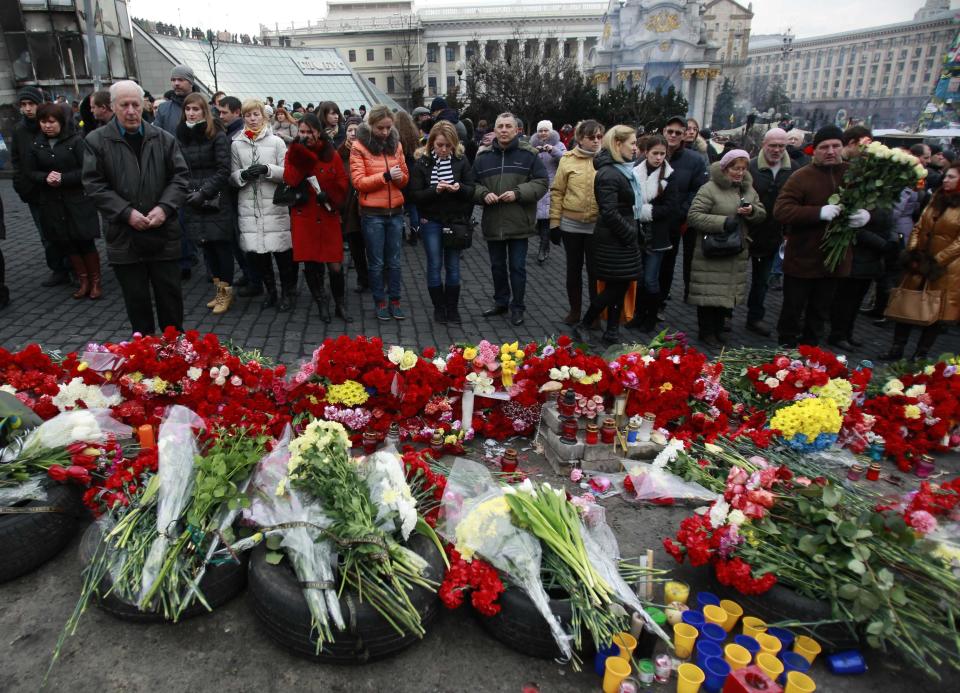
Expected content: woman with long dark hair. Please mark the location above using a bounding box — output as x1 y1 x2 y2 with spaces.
318 101 345 148
284 113 351 322
177 93 234 313
338 116 368 292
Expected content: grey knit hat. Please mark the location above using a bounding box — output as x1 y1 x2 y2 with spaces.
170 64 196 83
17 85 43 104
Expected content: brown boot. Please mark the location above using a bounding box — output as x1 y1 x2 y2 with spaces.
84 252 102 299
206 278 222 308
68 255 89 299
212 282 234 314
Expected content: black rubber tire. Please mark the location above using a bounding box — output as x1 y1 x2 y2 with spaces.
476 585 576 660
248 533 444 663
77 521 247 622
0 484 83 583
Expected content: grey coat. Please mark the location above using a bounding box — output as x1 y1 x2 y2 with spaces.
528 130 566 220
686 163 766 309
82 119 189 264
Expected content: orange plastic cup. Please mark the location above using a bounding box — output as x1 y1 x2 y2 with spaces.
676 662 705 693
602 655 632 693
784 671 817 693
720 599 743 632
703 604 728 630
613 631 638 659
756 652 785 681
724 643 751 671
793 635 822 664
741 616 767 639
674 622 699 659
756 632 783 657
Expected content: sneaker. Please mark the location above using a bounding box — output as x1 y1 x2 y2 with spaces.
376 303 391 321
390 301 406 319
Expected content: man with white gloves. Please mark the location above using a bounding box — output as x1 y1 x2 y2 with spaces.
773 125 863 347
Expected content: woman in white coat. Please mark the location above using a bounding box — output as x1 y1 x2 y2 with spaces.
230 99 294 311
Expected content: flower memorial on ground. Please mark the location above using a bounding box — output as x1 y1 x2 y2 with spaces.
1 331 960 679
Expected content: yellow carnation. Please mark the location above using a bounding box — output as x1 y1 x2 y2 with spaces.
463 347 477 361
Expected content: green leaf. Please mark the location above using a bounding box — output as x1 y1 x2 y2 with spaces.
852 544 871 562
847 558 866 575
838 583 860 600
213 486 226 498
265 551 284 565
866 619 885 635
890 584 908 606
798 534 821 556
854 529 873 540
828 193 841 204
837 521 858 540
265 534 283 550
822 484 841 508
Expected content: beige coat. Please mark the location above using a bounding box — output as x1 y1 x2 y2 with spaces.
549 147 599 227
900 198 960 322
686 163 766 308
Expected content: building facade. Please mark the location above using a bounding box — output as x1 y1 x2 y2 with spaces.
702 0 752 79
745 0 958 128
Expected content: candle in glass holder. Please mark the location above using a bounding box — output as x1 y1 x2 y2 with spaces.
847 464 864 481
362 430 379 455
558 388 577 419
638 413 656 442
137 424 156 450
915 454 935 478
664 580 690 605
601 418 618 444
500 448 519 473
385 422 400 448
866 462 881 481
560 417 579 445
626 419 641 446
585 422 599 445
430 430 444 456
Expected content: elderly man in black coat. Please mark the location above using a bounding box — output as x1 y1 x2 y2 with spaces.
82 80 189 335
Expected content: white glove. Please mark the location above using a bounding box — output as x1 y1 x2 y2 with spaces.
820 204 842 221
848 209 870 228
639 203 653 222
306 175 322 195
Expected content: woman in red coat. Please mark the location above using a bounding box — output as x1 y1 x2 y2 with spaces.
284 114 351 322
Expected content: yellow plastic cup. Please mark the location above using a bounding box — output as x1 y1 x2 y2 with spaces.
673 622 699 659
793 635 822 664
724 643 751 671
741 616 767 639
603 655 632 693
703 604 727 630
720 599 743 632
665 580 691 605
613 631 638 659
676 662 705 693
784 671 817 693
756 652 785 682
756 632 783 657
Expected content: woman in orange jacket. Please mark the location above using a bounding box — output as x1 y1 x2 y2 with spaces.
349 105 409 320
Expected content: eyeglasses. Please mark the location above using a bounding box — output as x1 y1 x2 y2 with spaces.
665 129 684 136
585 134 603 140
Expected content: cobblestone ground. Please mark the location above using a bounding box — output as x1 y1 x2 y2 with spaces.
5 180 959 360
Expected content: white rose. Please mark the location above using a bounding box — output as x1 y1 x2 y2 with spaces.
775 369 789 380
387 345 405 365
432 357 447 372
764 377 780 388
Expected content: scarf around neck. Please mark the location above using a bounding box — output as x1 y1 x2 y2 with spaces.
614 161 645 220
574 145 598 158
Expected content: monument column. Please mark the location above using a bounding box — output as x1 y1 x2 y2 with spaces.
438 42 447 96
498 39 506 61
577 37 586 70
480 40 488 62
694 69 709 123
680 68 694 101
537 38 546 62
704 68 721 128
459 41 468 96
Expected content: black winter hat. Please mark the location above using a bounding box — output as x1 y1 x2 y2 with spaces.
430 96 448 112
813 125 844 147
17 86 43 104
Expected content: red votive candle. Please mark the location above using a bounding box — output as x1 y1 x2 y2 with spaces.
866 462 881 481
585 423 599 445
560 417 579 444
137 424 156 450
362 430 379 455
500 448 519 473
601 417 617 444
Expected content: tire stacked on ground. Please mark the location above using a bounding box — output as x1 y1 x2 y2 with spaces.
247 533 445 663
476 586 576 660
77 522 247 622
0 484 83 583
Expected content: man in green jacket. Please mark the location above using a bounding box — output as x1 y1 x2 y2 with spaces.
473 113 549 326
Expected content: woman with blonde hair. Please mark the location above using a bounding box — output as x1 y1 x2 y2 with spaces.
572 125 643 346
408 120 476 324
177 93 234 313
230 99 294 310
272 107 298 144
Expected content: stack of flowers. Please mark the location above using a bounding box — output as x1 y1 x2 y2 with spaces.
0 343 65 420
768 396 844 451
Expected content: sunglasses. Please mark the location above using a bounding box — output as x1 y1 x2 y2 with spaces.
665 129 684 136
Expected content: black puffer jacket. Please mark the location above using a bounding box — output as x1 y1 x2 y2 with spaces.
591 151 642 281
407 151 476 223
748 153 795 257
176 121 233 244
82 119 188 264
11 117 41 204
27 132 100 244
849 209 894 279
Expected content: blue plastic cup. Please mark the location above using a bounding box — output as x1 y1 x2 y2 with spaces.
696 639 723 669
766 626 795 650
682 610 706 630
779 650 811 684
594 643 619 676
703 655 731 693
733 634 760 661
696 591 721 610
699 622 727 646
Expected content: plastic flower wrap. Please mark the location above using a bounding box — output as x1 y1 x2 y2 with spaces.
440 458 573 660
769 397 842 451
360 450 418 540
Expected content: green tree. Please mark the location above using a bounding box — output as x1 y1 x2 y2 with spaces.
762 78 792 117
597 82 688 133
711 78 737 130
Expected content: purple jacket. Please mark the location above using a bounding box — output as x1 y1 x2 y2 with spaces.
529 130 566 220
891 187 919 246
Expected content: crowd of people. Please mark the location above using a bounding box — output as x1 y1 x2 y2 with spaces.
2 64 958 360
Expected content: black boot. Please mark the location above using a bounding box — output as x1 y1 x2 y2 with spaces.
913 324 941 360
261 283 278 309
329 268 353 323
428 285 447 323
637 291 660 333
304 264 330 322
277 285 295 312
445 284 462 324
537 239 550 264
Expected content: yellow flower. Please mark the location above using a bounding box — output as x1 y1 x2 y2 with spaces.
904 404 922 419
77 362 89 372
660 382 673 393
129 372 143 383
326 380 369 406
398 350 418 371
770 397 842 440
810 378 854 412
455 496 510 561
151 378 169 394
463 347 477 361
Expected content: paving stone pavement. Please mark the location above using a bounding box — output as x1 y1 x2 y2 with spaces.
2 180 959 361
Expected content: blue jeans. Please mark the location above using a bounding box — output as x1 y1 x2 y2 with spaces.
488 238 528 311
362 214 404 304
642 250 665 295
405 200 420 231
748 253 776 323
420 220 461 287
772 242 784 276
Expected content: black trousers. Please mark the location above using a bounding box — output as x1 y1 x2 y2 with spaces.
201 240 234 284
252 250 297 293
659 226 682 302
582 279 629 330
829 277 872 342
0 246 8 304
347 230 369 288
561 231 597 313
113 260 184 335
777 275 838 345
697 305 726 338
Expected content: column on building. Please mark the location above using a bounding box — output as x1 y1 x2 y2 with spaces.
438 41 447 96
594 71 611 97
459 41 468 96
480 40 488 62
693 70 708 124
537 38 546 62
704 68 721 129
498 39 506 61
577 38 586 71
680 68 693 102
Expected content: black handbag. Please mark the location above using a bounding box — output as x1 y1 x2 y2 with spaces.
442 220 473 250
188 186 221 213
272 180 309 207
701 217 744 258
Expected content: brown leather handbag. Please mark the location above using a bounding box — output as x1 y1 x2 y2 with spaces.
884 282 943 326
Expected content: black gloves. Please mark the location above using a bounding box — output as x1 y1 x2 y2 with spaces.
549 227 563 246
723 216 739 234
241 164 269 181
315 188 328 205
185 191 206 207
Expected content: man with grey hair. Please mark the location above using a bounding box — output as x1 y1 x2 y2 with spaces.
746 127 794 336
82 80 189 335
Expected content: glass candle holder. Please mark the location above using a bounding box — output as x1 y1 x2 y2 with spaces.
847 463 864 481
560 417 579 445
601 418 618 444
585 422 600 445
500 448 519 473
866 462 881 481
915 454 935 478
637 413 656 442
362 430 379 455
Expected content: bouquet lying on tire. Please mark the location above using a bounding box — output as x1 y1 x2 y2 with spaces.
51 405 267 670
244 419 442 653
440 458 669 669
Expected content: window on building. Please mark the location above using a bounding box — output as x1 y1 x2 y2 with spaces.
403 74 411 91
27 33 64 80
900 49 908 59
348 49 356 62
366 48 374 61
428 76 437 95
387 75 395 92
445 45 454 62
915 46 923 57
368 76 376 85
447 75 456 90
385 47 392 61
564 42 572 58
924 72 931 83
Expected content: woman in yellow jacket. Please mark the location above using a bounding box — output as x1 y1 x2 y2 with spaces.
549 119 604 325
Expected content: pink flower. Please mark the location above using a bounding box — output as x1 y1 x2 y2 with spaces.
570 467 584 482
908 510 938 535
